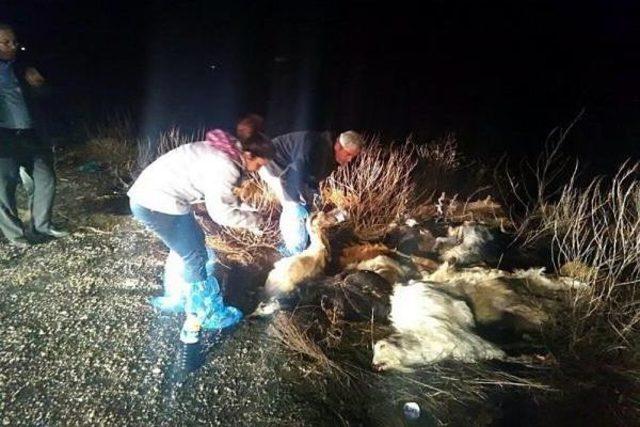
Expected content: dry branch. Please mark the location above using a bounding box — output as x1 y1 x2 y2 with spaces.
321 139 419 240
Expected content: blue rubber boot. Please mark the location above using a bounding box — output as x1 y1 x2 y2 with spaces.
201 295 243 330
179 276 243 343
276 244 294 257
153 249 217 314
151 250 188 313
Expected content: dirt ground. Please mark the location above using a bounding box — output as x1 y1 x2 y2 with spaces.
0 162 342 426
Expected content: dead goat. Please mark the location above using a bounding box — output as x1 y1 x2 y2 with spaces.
372 280 505 372
434 222 512 267
253 270 392 321
264 211 339 296
371 264 587 372
424 263 588 334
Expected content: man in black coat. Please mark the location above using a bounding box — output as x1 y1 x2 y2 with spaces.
0 23 67 248
259 129 363 255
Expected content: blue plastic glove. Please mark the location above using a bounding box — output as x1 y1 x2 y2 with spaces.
279 202 309 255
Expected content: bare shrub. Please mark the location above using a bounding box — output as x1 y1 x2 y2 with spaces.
320 138 419 240
501 113 640 369
414 133 461 173
501 112 585 245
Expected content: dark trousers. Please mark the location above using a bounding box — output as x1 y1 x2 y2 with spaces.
130 202 208 282
0 129 55 240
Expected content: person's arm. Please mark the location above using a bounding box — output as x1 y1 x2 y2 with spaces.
203 166 261 232
282 133 319 204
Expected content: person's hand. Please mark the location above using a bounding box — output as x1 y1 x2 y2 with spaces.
25 67 45 87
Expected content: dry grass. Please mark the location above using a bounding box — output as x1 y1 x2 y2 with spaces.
414 133 460 171
270 302 553 424
79 115 203 186
85 111 137 143
78 112 138 183
500 114 640 384
419 193 511 228
195 175 282 266
536 162 640 360
268 312 347 378
135 127 204 179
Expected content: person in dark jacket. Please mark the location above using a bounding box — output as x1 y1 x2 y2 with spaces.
0 23 67 248
259 130 363 255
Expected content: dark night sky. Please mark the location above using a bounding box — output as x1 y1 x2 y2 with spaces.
2 0 639 168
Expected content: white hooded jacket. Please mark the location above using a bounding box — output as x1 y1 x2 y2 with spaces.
127 141 260 230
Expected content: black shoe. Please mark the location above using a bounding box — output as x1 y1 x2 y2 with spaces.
36 227 70 238
8 236 32 249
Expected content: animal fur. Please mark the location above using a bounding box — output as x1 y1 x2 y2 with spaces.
340 242 439 280
424 263 587 333
371 264 588 372
253 269 392 320
384 223 437 254
298 270 392 321
435 222 510 267
348 255 409 284
426 263 587 298
264 211 335 295
338 243 393 269
372 280 505 372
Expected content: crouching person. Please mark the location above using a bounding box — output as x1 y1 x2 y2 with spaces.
128 130 274 343
259 130 364 256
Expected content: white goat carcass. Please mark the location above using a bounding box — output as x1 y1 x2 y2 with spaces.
424 262 588 332
372 280 505 372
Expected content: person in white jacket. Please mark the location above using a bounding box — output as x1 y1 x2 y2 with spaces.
128 129 274 343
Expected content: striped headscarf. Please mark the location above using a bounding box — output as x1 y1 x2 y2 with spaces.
204 129 242 163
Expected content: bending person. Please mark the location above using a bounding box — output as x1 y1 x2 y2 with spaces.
259 130 363 255
128 130 274 343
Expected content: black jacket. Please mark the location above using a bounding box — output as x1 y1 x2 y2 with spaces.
0 59 54 143
12 60 54 139
268 131 337 204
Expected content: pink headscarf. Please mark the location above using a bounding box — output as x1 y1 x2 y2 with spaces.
204 129 242 164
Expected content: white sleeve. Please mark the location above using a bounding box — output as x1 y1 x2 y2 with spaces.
258 164 291 204
203 165 261 230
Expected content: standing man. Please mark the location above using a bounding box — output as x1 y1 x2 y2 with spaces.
0 23 67 248
260 130 364 255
